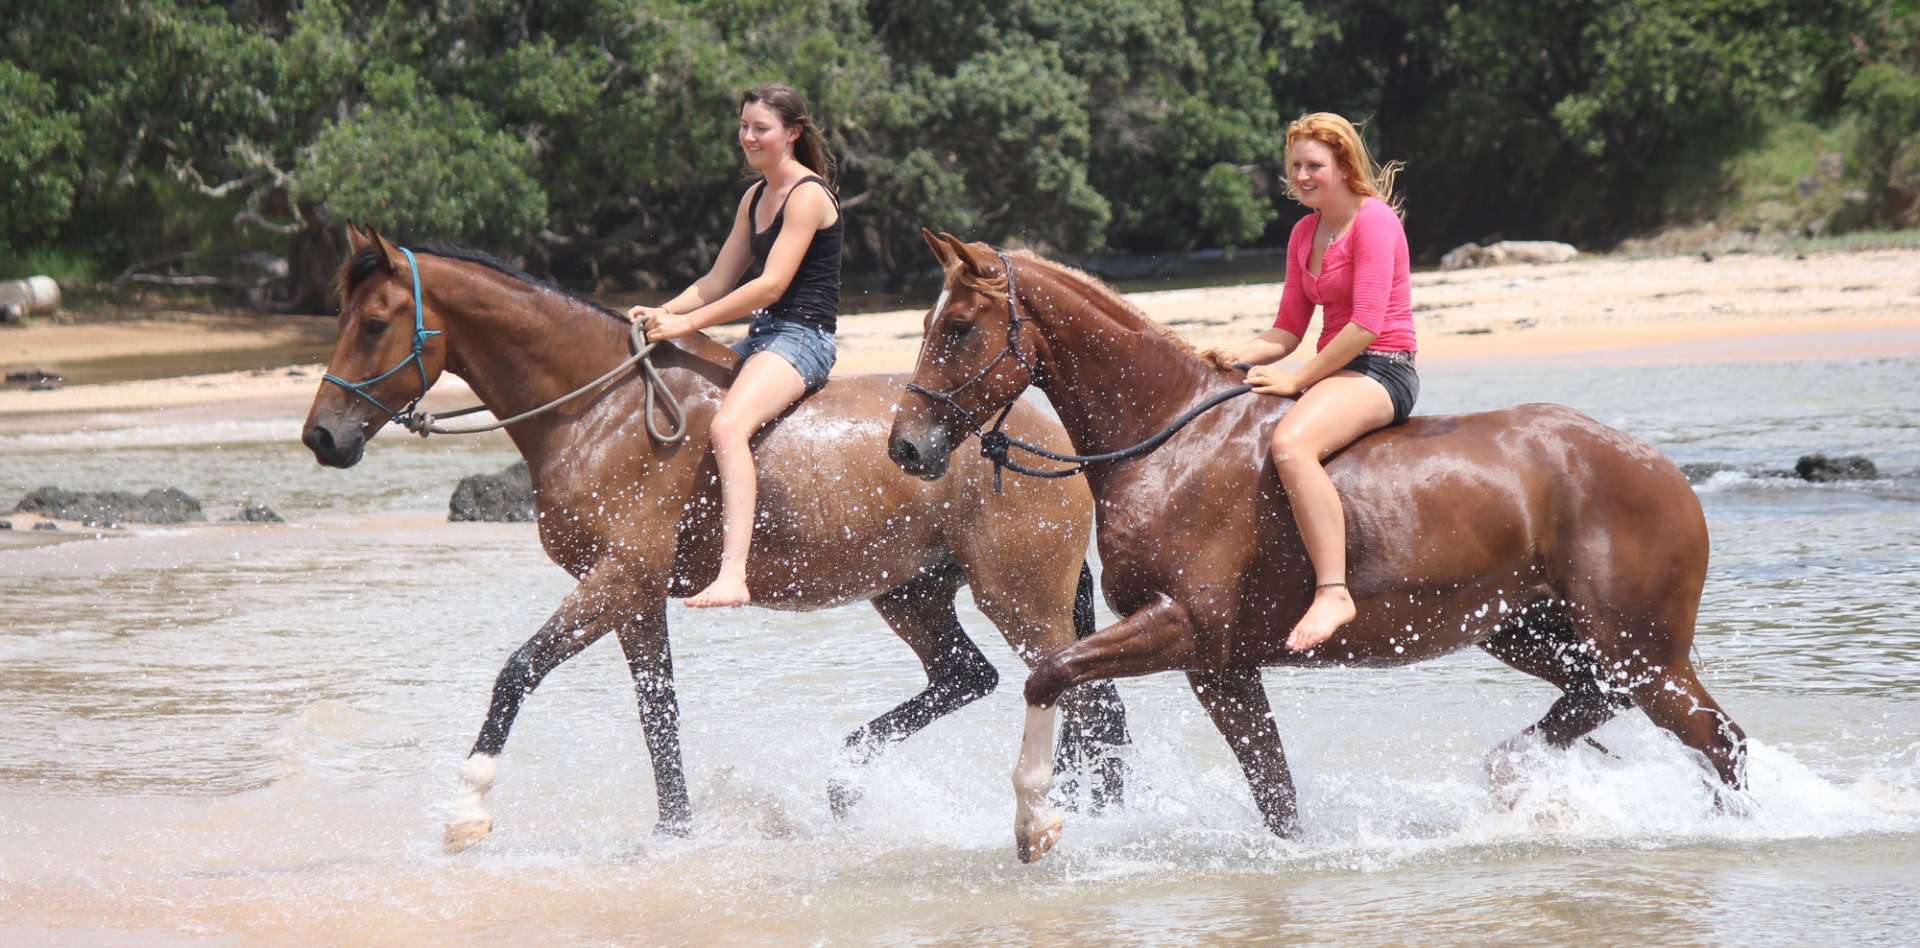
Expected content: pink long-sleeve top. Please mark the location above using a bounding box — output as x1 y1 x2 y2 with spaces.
1274 196 1417 353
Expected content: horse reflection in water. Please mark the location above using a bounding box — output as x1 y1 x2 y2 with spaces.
301 227 1128 852
889 231 1747 863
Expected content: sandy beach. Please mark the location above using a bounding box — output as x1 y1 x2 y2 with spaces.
3 247 1915 429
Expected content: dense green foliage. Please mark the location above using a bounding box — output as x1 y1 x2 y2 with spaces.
1 0 1912 300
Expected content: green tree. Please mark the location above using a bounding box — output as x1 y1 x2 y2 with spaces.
0 64 82 247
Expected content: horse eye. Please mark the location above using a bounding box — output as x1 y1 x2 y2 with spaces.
364 319 389 337
943 321 974 339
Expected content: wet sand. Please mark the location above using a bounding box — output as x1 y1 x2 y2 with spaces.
3 248 1915 426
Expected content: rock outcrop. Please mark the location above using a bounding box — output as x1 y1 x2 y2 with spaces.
449 461 537 522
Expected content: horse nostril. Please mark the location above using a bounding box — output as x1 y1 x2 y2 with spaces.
889 437 920 467
304 424 335 454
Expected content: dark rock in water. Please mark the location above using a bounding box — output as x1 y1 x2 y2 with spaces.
32 521 59 531
4 368 61 384
226 502 286 523
1679 462 1740 484
12 486 206 526
1679 462 1801 484
0 519 10 529
1796 454 1877 482
450 461 536 522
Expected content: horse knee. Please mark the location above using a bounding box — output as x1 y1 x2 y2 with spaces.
1024 655 1076 708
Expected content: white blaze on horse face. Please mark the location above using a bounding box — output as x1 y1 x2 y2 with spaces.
911 285 955 376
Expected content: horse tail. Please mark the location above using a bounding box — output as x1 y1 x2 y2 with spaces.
1073 561 1097 640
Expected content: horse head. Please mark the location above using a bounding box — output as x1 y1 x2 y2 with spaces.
889 229 1042 480
302 225 450 468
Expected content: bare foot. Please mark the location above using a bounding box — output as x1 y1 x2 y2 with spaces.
687 572 751 608
1286 585 1356 651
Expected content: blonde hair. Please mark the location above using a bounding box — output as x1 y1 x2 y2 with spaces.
1284 112 1403 214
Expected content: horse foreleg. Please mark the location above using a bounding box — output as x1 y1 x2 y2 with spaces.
830 568 998 818
447 595 614 853
1016 594 1202 862
614 601 692 836
1187 667 1299 838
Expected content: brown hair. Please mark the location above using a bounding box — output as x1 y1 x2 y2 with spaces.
1284 112 1403 214
740 83 837 186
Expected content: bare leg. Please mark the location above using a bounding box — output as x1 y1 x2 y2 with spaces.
1269 373 1393 651
688 352 807 608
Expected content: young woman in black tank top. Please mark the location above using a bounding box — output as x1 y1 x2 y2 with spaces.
626 83 843 608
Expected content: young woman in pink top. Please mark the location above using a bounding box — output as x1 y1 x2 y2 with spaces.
1232 112 1420 653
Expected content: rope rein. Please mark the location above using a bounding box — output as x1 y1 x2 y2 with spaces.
905 251 1253 490
323 247 686 445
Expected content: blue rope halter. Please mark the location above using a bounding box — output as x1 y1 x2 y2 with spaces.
322 246 443 428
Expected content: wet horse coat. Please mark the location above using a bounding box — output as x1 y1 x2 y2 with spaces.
889 232 1747 862
302 228 1127 851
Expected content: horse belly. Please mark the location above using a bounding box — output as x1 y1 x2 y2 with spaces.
741 423 950 608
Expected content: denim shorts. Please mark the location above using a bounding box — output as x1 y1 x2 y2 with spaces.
1342 349 1420 424
730 315 837 392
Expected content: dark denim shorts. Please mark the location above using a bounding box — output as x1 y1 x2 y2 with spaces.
730 315 837 392
1342 349 1420 424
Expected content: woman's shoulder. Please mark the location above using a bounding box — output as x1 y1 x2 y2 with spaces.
1354 197 1406 240
1286 212 1318 243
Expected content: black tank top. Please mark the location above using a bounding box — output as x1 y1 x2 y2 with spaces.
747 175 843 334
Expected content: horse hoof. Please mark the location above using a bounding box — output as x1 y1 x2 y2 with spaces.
827 778 862 819
443 817 492 854
652 818 693 839
1015 813 1064 864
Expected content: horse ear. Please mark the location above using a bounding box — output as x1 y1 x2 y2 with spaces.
345 223 371 254
922 228 957 269
367 227 408 274
941 232 998 278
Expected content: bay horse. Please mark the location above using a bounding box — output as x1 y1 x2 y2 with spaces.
888 231 1747 863
301 227 1129 852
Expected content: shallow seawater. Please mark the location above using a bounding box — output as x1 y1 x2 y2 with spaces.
0 357 1915 943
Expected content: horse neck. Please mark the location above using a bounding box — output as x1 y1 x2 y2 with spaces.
427 259 685 458
1021 265 1231 457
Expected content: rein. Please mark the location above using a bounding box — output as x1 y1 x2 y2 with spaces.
322 247 687 444
906 251 1252 490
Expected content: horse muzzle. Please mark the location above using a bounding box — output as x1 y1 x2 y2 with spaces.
888 425 953 480
303 419 367 468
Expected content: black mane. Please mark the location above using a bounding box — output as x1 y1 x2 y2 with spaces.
341 242 624 322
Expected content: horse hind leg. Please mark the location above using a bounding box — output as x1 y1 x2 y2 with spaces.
1630 661 1748 792
829 563 998 819
1515 596 1748 797
1479 603 1634 802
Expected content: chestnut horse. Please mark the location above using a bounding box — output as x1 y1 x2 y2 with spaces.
889 231 1747 863
302 228 1128 852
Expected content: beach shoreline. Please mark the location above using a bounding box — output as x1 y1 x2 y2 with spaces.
3 247 1915 430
